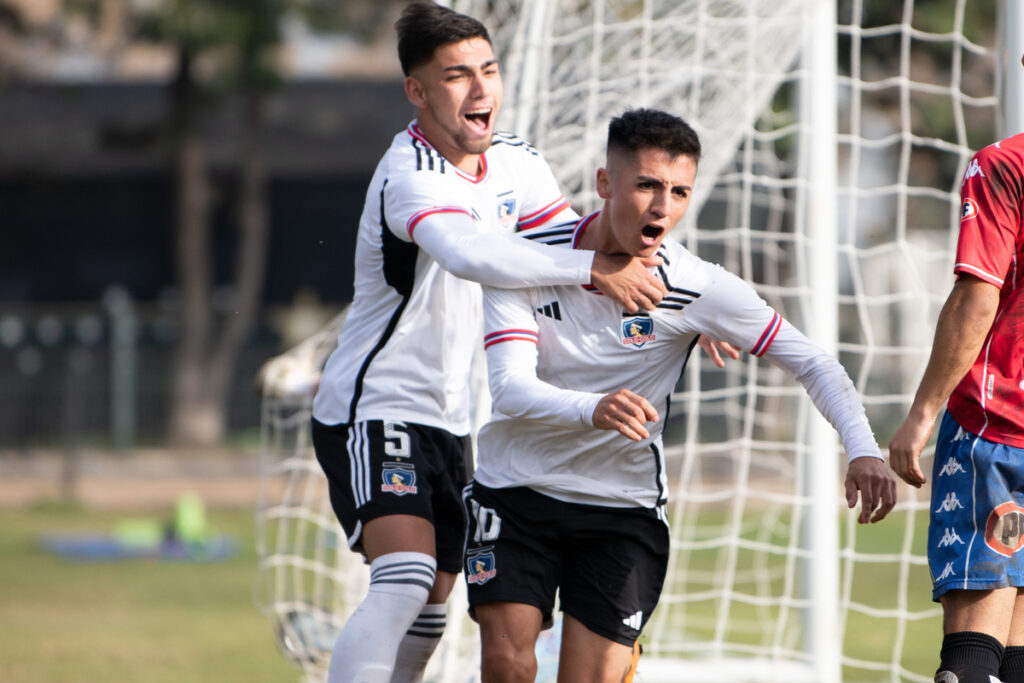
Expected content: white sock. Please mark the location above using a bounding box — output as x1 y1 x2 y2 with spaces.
390 603 447 683
326 552 436 683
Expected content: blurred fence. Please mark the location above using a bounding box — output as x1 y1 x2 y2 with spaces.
0 288 281 450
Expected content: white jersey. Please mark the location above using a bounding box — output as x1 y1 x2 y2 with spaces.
476 212 882 508
313 122 586 434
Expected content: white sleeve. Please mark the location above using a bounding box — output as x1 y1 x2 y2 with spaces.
385 172 592 288
483 286 603 426
413 210 593 288
688 266 882 463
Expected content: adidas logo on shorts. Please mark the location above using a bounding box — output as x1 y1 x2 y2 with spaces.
622 610 643 630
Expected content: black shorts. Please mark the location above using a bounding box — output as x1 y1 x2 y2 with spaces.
463 481 670 646
312 418 472 574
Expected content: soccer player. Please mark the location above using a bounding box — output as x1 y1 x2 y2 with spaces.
309 3 673 682
464 108 897 682
888 54 1024 683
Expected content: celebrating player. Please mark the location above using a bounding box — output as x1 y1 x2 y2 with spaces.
308 3 676 681
888 53 1024 683
464 108 897 682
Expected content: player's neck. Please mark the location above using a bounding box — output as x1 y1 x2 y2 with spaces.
414 119 485 177
577 210 616 253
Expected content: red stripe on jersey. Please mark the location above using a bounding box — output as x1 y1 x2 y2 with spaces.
752 312 781 357
484 329 538 348
572 212 600 249
407 206 473 241
518 196 570 230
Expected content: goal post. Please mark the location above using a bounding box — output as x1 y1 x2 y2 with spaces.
255 2 1017 681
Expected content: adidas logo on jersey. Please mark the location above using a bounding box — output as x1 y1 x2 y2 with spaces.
537 301 562 320
622 610 643 630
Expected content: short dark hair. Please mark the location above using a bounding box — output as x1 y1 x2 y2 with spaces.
395 2 492 76
607 108 701 163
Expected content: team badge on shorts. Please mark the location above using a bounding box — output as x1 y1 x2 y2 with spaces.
621 316 655 347
466 548 497 585
381 464 418 496
985 501 1024 557
498 197 517 228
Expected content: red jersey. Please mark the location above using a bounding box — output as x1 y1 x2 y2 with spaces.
946 133 1024 448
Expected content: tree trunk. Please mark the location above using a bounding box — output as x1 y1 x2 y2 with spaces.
168 48 218 446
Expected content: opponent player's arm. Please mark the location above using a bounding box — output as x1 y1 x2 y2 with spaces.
887 275 999 487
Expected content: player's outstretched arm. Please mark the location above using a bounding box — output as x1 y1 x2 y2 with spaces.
887 275 999 487
844 455 898 524
591 389 659 441
590 252 667 314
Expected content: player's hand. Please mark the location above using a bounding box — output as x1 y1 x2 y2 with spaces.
887 414 934 488
591 253 667 313
592 389 659 441
697 336 741 368
844 456 897 524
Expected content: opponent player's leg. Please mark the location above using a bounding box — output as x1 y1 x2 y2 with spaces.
557 615 633 683
929 413 1024 683
1000 589 1024 683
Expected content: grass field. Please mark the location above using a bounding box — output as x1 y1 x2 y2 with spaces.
1 496 943 682
0 501 298 683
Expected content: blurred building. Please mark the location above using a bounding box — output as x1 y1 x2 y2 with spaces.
0 1 414 447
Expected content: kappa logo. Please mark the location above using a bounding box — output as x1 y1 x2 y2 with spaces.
466 549 497 585
937 527 964 547
621 316 656 347
498 196 517 228
938 457 966 477
951 427 972 442
985 501 1024 557
960 198 979 222
381 464 417 496
935 492 964 513
935 562 957 581
963 158 985 183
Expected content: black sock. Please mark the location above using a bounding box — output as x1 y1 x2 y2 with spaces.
1000 645 1024 683
936 631 1004 683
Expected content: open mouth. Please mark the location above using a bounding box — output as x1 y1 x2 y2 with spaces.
464 108 493 134
641 224 664 245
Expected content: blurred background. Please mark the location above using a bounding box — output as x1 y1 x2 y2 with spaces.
0 2 412 681
0 0 414 482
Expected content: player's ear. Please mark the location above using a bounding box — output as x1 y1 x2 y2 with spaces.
405 75 428 109
596 167 612 199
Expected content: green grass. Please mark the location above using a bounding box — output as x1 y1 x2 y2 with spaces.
0 502 298 683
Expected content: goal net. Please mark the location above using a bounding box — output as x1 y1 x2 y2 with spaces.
256 1 1013 681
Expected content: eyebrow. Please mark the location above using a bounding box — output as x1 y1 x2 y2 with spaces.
637 174 692 192
442 59 499 74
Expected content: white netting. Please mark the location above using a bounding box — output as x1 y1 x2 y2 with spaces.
257 1 1004 681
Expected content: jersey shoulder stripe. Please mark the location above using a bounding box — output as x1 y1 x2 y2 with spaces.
407 122 489 183
519 196 571 230
484 328 539 348
517 221 577 244
491 131 540 155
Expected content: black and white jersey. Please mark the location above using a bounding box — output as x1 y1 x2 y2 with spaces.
476 212 882 508
313 122 583 434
